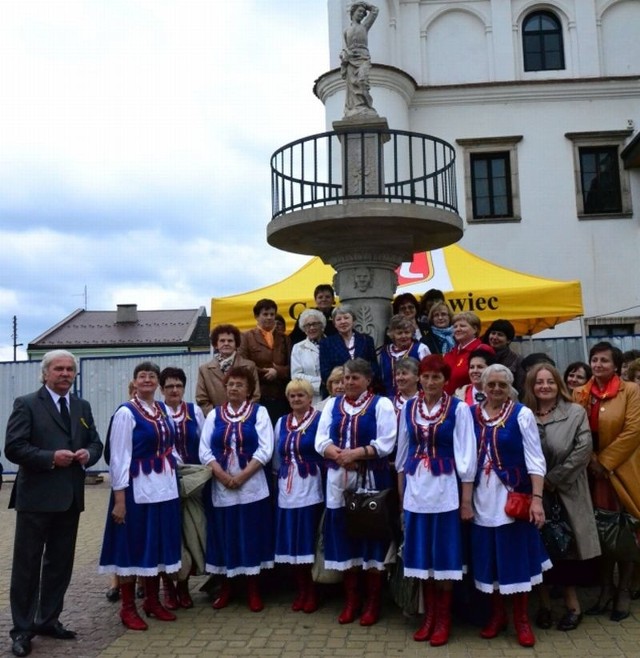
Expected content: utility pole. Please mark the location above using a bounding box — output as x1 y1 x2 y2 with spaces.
12 315 23 362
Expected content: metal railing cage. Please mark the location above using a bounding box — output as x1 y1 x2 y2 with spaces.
270 127 458 219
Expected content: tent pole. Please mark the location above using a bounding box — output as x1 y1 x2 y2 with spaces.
580 316 589 360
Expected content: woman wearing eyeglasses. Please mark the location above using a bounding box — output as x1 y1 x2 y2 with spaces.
290 309 326 407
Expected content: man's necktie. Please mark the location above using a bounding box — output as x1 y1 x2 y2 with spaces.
59 396 71 433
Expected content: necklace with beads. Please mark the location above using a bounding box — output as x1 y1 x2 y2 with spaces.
285 407 315 432
476 399 513 427
343 389 374 410
417 391 448 422
221 399 251 422
535 403 557 418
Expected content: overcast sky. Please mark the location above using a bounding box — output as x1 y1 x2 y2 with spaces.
0 0 330 360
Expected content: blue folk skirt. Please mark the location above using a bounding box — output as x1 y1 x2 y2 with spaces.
205 497 274 578
324 506 389 571
471 521 552 594
275 503 322 565
403 509 465 580
98 486 181 576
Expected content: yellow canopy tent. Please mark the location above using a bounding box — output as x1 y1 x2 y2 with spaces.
210 245 583 336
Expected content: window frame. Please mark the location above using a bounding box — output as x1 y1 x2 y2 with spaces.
457 136 522 224
566 131 633 219
522 10 565 73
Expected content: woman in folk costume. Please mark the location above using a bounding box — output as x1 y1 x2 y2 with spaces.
99 361 182 631
199 366 274 612
315 358 396 626
396 355 476 647
379 314 430 399
273 379 324 613
471 364 550 648
573 341 640 622
159 367 208 611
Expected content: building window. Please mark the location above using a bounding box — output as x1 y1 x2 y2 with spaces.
470 153 512 218
588 324 634 338
457 136 522 223
579 147 622 214
522 11 564 72
566 131 632 218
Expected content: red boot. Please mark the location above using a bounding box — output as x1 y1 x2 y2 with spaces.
303 569 318 613
176 579 193 609
513 592 535 647
338 571 361 624
161 572 179 610
212 578 232 609
247 576 264 612
413 581 437 642
292 566 307 611
360 570 383 626
119 581 148 631
429 589 453 647
480 591 508 639
142 576 177 621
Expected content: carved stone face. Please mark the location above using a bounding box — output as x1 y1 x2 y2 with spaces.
352 5 367 22
354 268 371 292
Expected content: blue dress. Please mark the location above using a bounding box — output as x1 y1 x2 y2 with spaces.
200 402 274 577
316 394 397 571
99 399 182 576
470 401 551 594
274 410 324 564
397 394 476 581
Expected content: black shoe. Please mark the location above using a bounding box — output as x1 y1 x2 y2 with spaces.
585 596 613 616
37 622 76 640
535 607 552 629
11 634 32 657
106 586 120 602
557 609 583 631
610 588 631 622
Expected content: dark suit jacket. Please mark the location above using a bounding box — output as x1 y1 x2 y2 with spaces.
195 355 261 416
5 386 102 513
239 328 290 400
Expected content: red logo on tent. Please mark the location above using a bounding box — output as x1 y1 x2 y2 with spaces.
396 252 433 286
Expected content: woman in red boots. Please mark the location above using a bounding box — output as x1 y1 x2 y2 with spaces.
199 366 274 612
273 379 324 612
315 358 397 627
396 355 476 646
99 361 182 630
471 364 550 647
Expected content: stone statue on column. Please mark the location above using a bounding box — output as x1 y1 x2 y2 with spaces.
340 3 379 119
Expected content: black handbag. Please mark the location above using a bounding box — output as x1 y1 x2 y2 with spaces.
594 508 640 561
343 469 398 542
540 493 574 560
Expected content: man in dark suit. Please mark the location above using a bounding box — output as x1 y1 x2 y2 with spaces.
5 350 102 657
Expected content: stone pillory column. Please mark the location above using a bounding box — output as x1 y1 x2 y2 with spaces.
267 2 463 347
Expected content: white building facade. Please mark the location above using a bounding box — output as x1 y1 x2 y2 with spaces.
317 0 640 337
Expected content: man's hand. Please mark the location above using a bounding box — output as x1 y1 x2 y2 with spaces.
53 450 76 468
74 449 90 465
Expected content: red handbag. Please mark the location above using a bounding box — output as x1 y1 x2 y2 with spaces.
504 491 532 521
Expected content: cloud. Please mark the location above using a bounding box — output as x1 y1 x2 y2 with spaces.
0 0 328 359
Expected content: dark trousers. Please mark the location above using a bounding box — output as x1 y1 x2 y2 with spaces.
10 507 80 637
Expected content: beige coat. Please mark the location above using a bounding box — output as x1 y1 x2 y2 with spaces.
537 400 600 560
238 327 290 401
574 379 640 518
195 355 260 417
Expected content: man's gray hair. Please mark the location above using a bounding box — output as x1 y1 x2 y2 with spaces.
40 349 78 383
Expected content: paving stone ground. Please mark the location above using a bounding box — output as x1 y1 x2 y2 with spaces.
1 482 640 657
